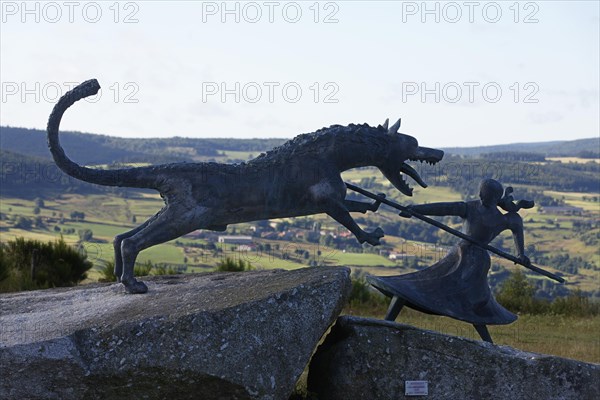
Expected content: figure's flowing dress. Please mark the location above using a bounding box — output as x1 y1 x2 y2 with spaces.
368 202 517 325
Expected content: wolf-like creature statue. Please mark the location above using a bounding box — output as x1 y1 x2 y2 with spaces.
47 79 444 293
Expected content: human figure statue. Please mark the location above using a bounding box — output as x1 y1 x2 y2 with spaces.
367 178 532 343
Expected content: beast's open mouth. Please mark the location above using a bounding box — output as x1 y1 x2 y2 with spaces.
381 148 443 197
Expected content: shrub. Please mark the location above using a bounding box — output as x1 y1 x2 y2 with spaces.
0 237 92 293
100 260 179 282
134 260 153 277
496 270 600 316
215 257 252 272
13 216 32 230
153 264 178 275
78 229 93 242
0 245 9 282
348 273 387 309
99 260 117 282
496 269 543 313
550 289 600 317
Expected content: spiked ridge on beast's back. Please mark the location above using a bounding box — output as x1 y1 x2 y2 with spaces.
245 119 442 197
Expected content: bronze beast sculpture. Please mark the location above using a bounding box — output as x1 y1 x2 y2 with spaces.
47 79 444 293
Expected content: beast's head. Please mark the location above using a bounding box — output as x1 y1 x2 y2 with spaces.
377 118 444 196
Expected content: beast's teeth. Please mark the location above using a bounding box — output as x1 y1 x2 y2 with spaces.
400 163 428 188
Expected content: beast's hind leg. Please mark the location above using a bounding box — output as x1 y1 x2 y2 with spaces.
113 211 162 282
120 206 206 294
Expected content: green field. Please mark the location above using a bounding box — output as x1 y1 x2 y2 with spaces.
219 150 258 161
546 157 600 164
544 190 600 212
1 164 598 295
326 251 396 267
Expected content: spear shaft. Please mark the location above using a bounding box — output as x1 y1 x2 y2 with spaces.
345 182 565 283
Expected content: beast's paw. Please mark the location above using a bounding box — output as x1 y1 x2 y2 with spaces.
122 278 148 294
360 228 385 246
372 227 384 238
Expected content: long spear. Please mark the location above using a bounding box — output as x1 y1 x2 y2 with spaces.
345 182 565 283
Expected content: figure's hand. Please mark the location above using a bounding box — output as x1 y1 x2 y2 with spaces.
369 193 386 212
517 255 531 266
399 205 413 218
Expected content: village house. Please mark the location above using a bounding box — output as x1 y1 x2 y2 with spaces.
217 236 253 245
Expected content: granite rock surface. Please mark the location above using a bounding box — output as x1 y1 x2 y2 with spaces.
308 316 599 400
0 267 351 400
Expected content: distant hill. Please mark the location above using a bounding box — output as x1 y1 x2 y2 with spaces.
0 149 106 198
2 126 597 163
443 138 599 158
0 126 286 165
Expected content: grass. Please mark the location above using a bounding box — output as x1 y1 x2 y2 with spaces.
0 193 186 272
409 185 463 203
543 190 600 212
325 252 396 267
0 227 58 243
249 257 306 270
344 306 600 364
341 167 382 182
342 169 462 204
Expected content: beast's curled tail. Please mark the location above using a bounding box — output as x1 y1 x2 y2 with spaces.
47 79 156 188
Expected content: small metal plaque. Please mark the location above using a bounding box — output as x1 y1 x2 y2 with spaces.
405 380 428 396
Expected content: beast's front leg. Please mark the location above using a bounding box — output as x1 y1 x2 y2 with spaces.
323 199 384 246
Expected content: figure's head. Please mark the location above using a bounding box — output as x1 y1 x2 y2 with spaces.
377 118 444 196
479 178 504 207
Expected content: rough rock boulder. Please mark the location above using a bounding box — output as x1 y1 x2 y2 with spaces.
308 316 599 400
0 267 351 400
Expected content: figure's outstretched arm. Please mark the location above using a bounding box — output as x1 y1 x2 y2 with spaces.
401 202 468 219
506 212 530 265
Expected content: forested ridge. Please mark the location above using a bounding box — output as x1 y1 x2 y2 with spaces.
0 126 286 165
2 126 598 197
2 125 596 164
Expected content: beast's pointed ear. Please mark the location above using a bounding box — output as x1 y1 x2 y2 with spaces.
388 118 401 134
381 118 389 130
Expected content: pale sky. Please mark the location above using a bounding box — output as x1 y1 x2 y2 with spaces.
1 0 598 147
